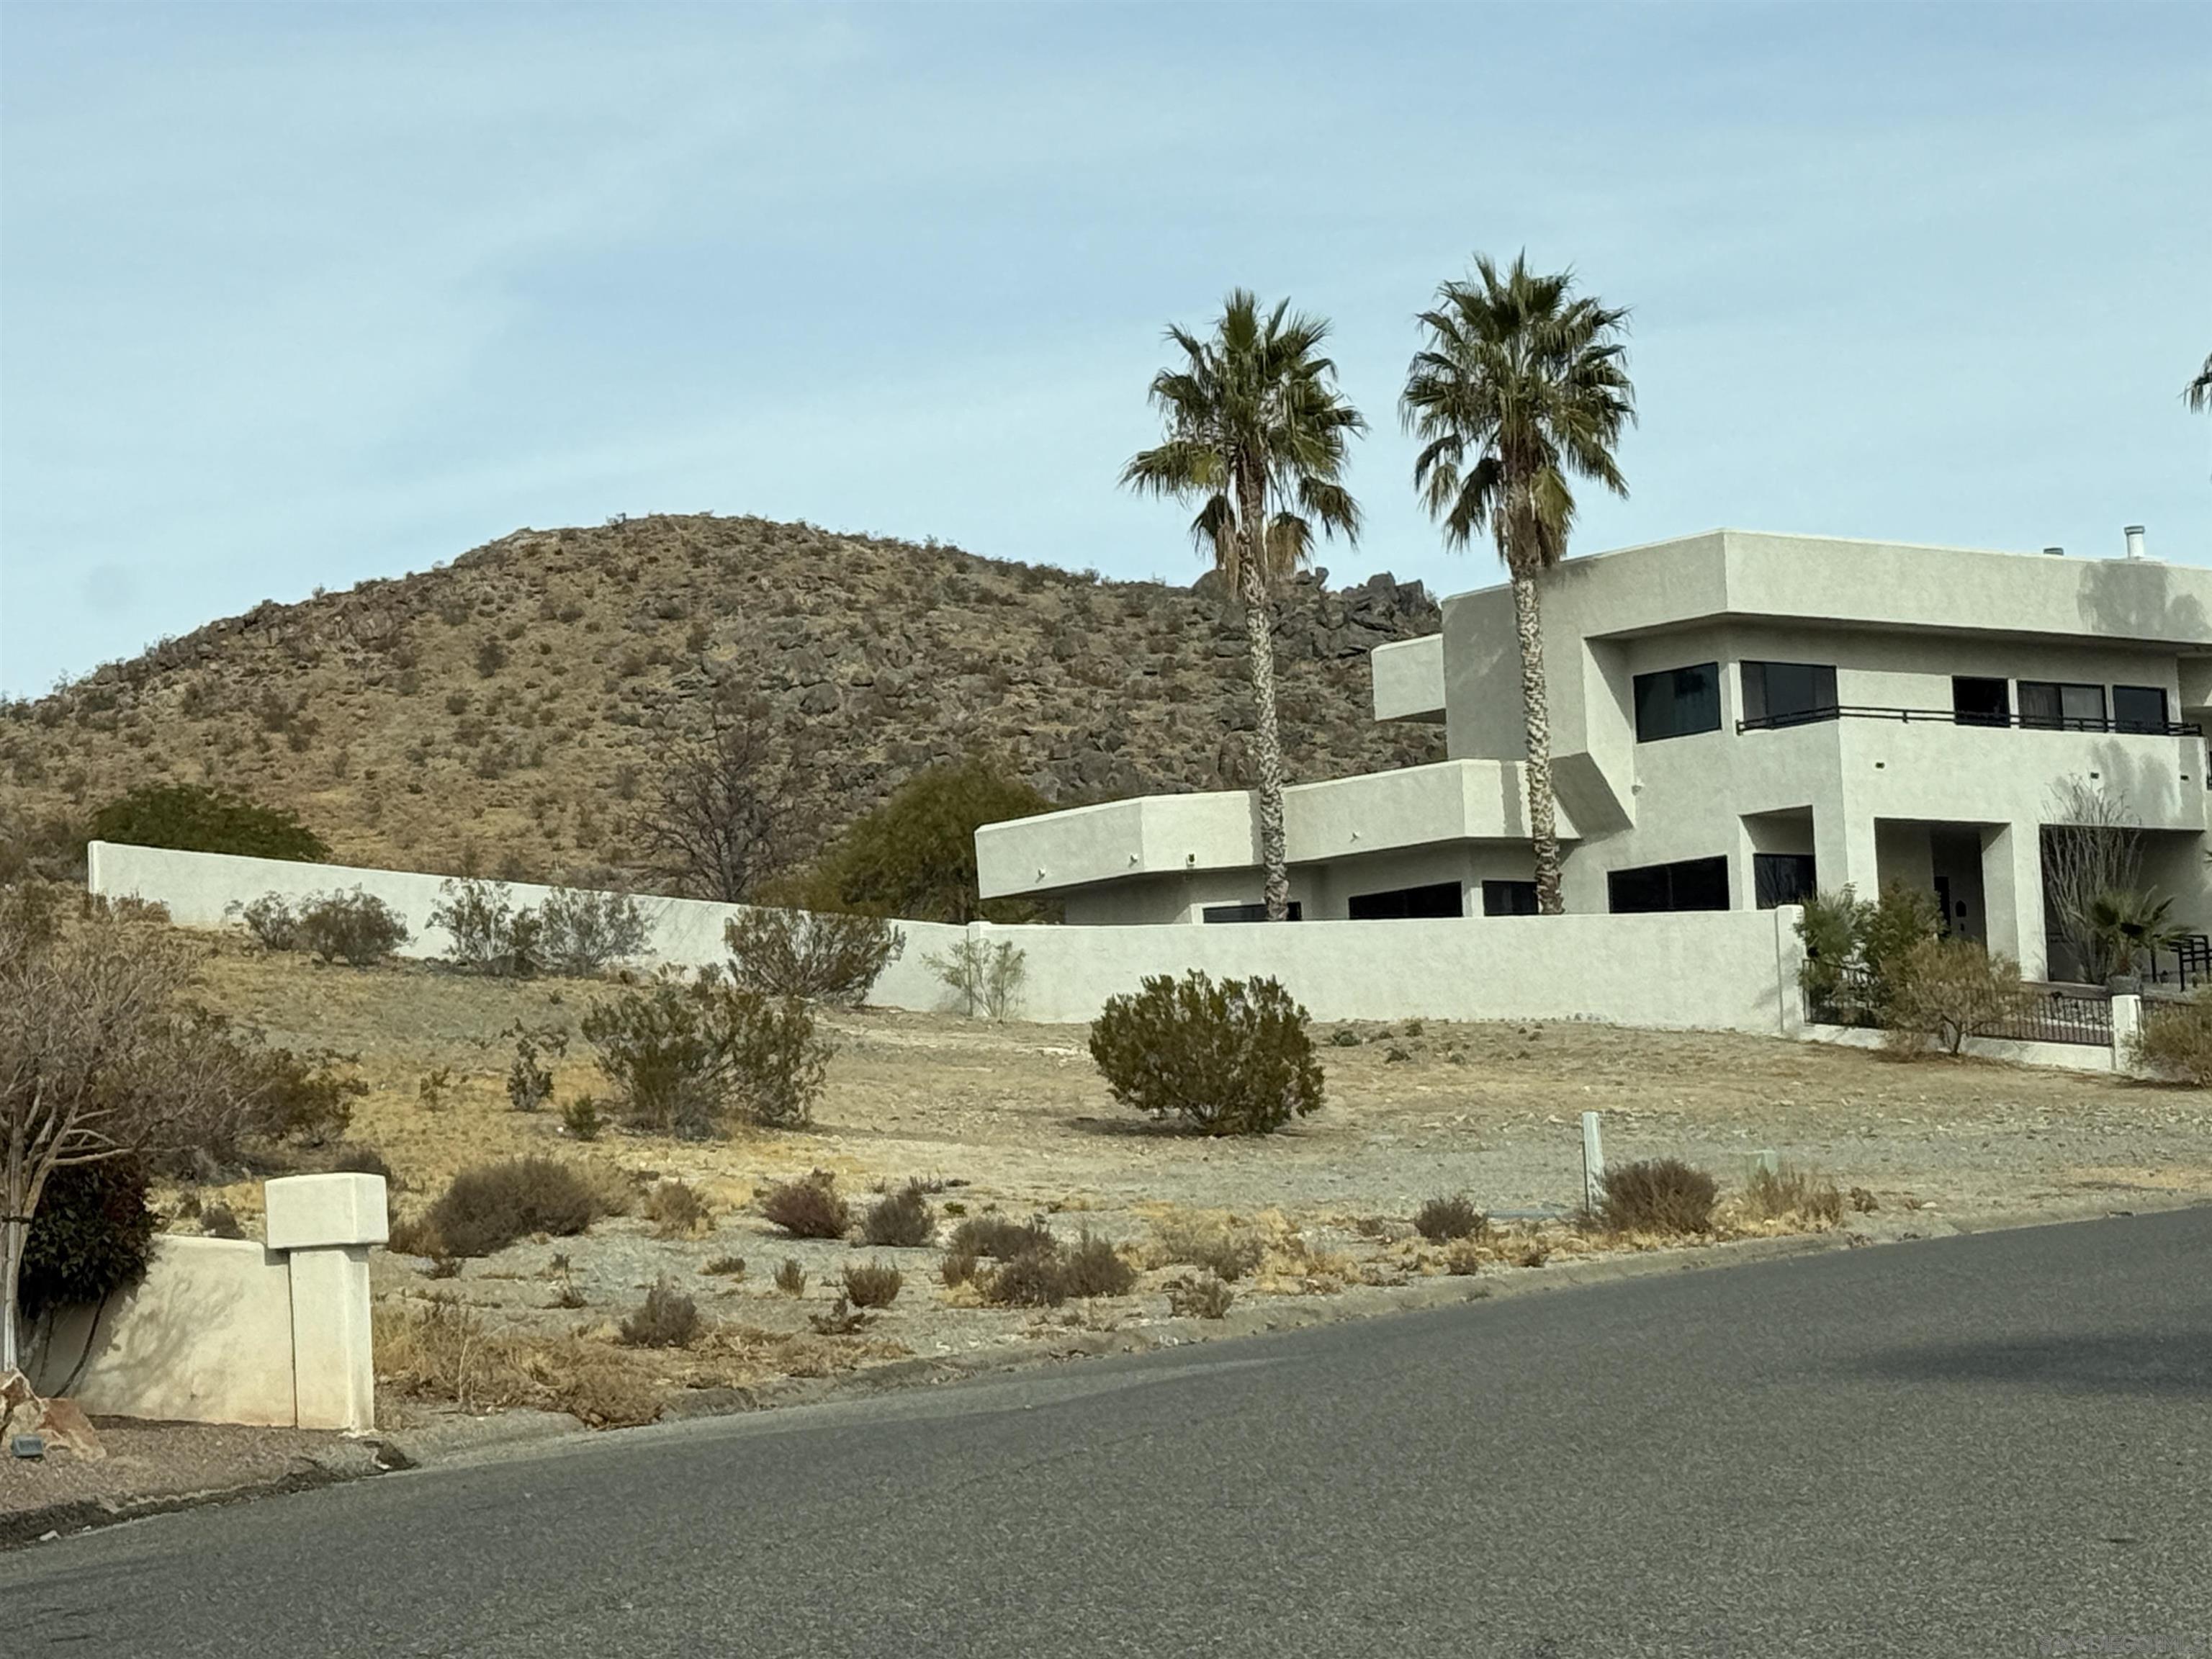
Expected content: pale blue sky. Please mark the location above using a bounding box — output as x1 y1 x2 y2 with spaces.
2 1 2207 697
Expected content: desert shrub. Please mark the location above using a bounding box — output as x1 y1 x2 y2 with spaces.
760 1170 849 1238
724 909 904 1007
783 758 1055 923
581 972 830 1137
200 1202 245 1238
1739 1164 1844 1228
645 1179 711 1238
1146 1213 1265 1282
17 1156 156 1320
702 1254 747 1277
860 1182 935 1247
504 1021 567 1113
773 1257 806 1295
89 783 328 863
1443 1238 1485 1276
619 1278 701 1348
927 938 1028 1020
980 1249 1070 1308
1796 883 1943 1017
1089 972 1323 1136
1328 1028 1362 1048
1599 1158 1719 1236
431 877 543 976
1413 1195 1488 1244
842 1260 904 1308
948 1213 1054 1260
1166 1272 1234 1319
562 1094 603 1141
238 893 302 952
1882 937 2028 1056
143 1011 364 1167
328 1143 397 1186
536 888 650 978
2134 992 2212 1085
1060 1230 1137 1298
418 1156 599 1258
941 1250 979 1287
295 889 411 967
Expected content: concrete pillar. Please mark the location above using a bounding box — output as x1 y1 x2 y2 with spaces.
1812 807 1878 898
1773 904 1809 1038
2110 992 2145 1074
264 1174 389 1432
1979 823 2048 981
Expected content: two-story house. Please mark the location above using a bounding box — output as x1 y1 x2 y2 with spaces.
974 529 2212 981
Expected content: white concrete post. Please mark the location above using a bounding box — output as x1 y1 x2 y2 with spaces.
1979 823 2049 982
2110 992 2145 1075
264 1174 388 1432
1580 1112 1606 1214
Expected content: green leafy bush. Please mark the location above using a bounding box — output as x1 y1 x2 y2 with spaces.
536 888 651 977
580 971 829 1137
784 759 1054 922
1882 936 2028 1056
295 889 411 966
430 878 542 976
860 1182 935 1247
1089 971 1323 1136
760 1170 850 1238
927 937 1027 1020
408 1157 600 1258
18 1156 156 1320
89 783 328 863
504 1022 567 1113
724 909 903 1006
1796 882 1942 1019
1598 1158 1719 1236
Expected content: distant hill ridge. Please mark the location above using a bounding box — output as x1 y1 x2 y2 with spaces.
0 513 1444 884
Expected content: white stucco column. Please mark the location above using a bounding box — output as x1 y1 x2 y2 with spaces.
264 1174 388 1432
1812 807 1878 898
1979 823 2048 981
2110 992 2145 1074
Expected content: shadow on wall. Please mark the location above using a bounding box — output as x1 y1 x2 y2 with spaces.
1849 1329 2212 1399
2075 557 2212 644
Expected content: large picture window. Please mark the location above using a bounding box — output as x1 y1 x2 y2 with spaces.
1740 662 1838 728
1633 663 1722 742
1480 879 1539 917
1607 855 1729 913
1347 881 1463 920
2113 685 2170 733
2018 680 2105 731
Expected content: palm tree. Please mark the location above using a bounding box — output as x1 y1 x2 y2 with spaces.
1122 292 1366 921
1401 254 1635 914
2188 352 2212 413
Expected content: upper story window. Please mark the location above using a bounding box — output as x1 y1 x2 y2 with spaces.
1740 661 1838 729
2018 680 2105 731
1951 677 2010 727
2113 685 2170 733
1632 662 1722 742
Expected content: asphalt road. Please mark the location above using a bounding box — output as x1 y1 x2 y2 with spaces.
5 1211 2208 1658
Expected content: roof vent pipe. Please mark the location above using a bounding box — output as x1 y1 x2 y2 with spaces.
2043 546 2065 557
2125 524 2146 560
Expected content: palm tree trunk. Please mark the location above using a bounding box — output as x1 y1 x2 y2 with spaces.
1511 571 1564 914
1238 482 1292 922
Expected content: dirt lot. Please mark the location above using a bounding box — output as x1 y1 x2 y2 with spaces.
150 938 2212 1429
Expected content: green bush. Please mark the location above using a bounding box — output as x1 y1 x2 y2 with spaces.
1598 1159 1719 1236
430 878 542 976
413 1157 600 1258
724 909 903 1006
536 888 650 978
2134 992 2212 1084
18 1156 156 1320
1796 882 1942 1017
1088 971 1323 1136
295 889 411 966
1882 936 2028 1056
927 938 1027 1020
89 783 328 863
580 971 829 1137
786 759 1054 923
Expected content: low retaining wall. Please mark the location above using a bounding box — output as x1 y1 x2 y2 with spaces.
24 1174 387 1430
87 843 1808 1035
1804 1022 2120 1074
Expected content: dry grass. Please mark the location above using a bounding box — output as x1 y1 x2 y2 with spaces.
1143 1210 1268 1282
644 1179 711 1239
1734 1164 1845 1230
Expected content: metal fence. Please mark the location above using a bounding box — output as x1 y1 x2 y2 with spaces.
1802 966 2113 1048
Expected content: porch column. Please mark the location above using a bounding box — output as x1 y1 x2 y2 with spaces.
1812 808 1877 899
1979 822 2048 981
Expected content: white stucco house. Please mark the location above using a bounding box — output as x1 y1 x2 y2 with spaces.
975 528 2212 982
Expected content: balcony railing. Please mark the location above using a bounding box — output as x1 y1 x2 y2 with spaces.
1737 704 2203 737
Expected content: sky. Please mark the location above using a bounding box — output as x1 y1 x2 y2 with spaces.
1 1 2207 698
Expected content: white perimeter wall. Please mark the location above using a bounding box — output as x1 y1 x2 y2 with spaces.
90 842 1807 1035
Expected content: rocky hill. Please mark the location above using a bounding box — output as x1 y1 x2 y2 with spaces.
0 514 1444 886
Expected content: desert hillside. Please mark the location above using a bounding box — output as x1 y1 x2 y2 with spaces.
0 513 1444 884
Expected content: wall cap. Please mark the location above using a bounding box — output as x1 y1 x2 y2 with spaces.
264 1174 390 1251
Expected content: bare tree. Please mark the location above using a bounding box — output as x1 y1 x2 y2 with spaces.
634 694 806 903
1 893 193 1375
2041 778 2144 982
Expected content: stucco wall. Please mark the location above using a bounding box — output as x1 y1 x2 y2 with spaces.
27 1235 298 1426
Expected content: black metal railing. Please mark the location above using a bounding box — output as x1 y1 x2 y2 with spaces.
2144 935 2212 994
1802 964 2113 1048
1738 705 2200 737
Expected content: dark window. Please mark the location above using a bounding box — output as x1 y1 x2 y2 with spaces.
2113 685 2170 733
1632 662 1722 742
1753 853 1817 909
2018 680 2106 730
1347 881 1462 920
1952 676 2010 727
1607 855 1730 914
1480 879 1539 917
1740 662 1837 727
1202 902 1303 923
